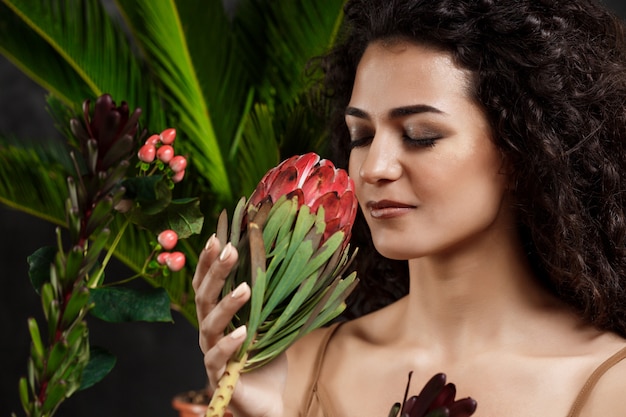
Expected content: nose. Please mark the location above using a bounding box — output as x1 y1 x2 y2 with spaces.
357 134 402 184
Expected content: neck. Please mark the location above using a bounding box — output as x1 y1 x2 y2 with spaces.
396 230 565 357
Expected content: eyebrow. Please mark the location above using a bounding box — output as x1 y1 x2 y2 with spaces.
345 104 446 120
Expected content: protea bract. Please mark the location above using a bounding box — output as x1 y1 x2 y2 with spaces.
207 153 359 417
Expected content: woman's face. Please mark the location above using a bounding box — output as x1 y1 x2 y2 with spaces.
347 40 511 260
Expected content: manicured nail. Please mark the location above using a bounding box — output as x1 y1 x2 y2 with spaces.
231 282 249 299
219 243 232 261
230 325 246 340
204 233 216 251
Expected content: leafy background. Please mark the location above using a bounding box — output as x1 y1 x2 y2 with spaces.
1 1 625 417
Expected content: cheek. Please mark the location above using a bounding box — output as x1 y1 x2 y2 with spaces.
348 151 363 193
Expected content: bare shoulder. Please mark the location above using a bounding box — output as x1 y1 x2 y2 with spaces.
282 308 392 412
282 324 343 414
579 338 626 417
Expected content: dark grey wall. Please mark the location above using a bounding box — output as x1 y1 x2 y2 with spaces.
1 1 626 416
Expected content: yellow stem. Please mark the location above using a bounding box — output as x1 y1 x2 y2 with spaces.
206 353 248 417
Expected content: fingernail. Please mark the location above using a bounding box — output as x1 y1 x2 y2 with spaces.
230 325 246 340
231 282 248 299
219 243 232 261
204 233 216 251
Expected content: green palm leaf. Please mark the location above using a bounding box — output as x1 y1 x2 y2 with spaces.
229 0 344 185
0 2 93 106
235 0 345 106
116 0 233 204
1 0 137 105
0 135 70 224
175 0 253 149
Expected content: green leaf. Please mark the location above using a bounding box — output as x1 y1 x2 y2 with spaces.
89 287 173 323
83 228 111 276
176 0 251 148
27 318 45 364
18 376 31 415
235 0 344 106
61 286 91 328
130 197 204 239
41 282 56 320
85 196 114 236
62 245 85 287
0 2 95 107
42 380 68 413
122 175 172 215
261 239 314 321
388 402 401 417
285 204 316 261
0 137 70 226
253 274 317 349
235 103 281 195
46 341 69 379
78 346 116 390
65 321 88 347
27 246 57 293
1 0 149 108
262 196 297 251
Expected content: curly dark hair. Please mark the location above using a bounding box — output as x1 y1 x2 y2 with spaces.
317 0 626 337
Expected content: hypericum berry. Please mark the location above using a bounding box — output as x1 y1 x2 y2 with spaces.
160 128 176 145
145 134 161 146
156 252 170 265
171 169 185 183
170 155 187 173
157 145 174 163
138 144 156 162
157 229 178 250
166 251 186 272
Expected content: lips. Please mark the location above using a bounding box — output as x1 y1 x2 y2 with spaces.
366 200 416 219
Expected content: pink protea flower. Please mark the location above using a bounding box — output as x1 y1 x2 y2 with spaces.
248 153 357 245
208 153 360 417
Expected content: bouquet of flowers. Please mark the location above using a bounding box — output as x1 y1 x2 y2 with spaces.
207 153 359 416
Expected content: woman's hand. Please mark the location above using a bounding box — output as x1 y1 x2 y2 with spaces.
193 234 286 417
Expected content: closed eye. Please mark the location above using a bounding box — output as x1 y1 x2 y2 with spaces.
403 135 441 148
348 136 374 149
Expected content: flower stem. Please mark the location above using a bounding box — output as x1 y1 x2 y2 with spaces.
87 218 130 288
206 353 248 417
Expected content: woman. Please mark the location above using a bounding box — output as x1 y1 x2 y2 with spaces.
193 0 626 415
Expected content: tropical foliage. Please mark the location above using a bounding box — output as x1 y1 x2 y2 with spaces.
0 0 346 326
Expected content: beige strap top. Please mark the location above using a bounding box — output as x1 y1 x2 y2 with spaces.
300 323 626 417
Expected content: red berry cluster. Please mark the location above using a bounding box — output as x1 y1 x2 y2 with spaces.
155 229 186 272
137 128 188 183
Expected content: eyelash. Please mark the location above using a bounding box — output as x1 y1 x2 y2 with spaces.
403 135 440 148
348 135 440 149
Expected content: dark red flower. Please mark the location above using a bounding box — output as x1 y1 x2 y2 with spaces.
248 153 357 245
391 373 477 417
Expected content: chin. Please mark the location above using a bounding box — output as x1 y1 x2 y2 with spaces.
371 238 416 261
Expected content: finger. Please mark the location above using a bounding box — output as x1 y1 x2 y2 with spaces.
194 242 239 324
192 234 219 291
199 281 251 353
204 325 248 390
